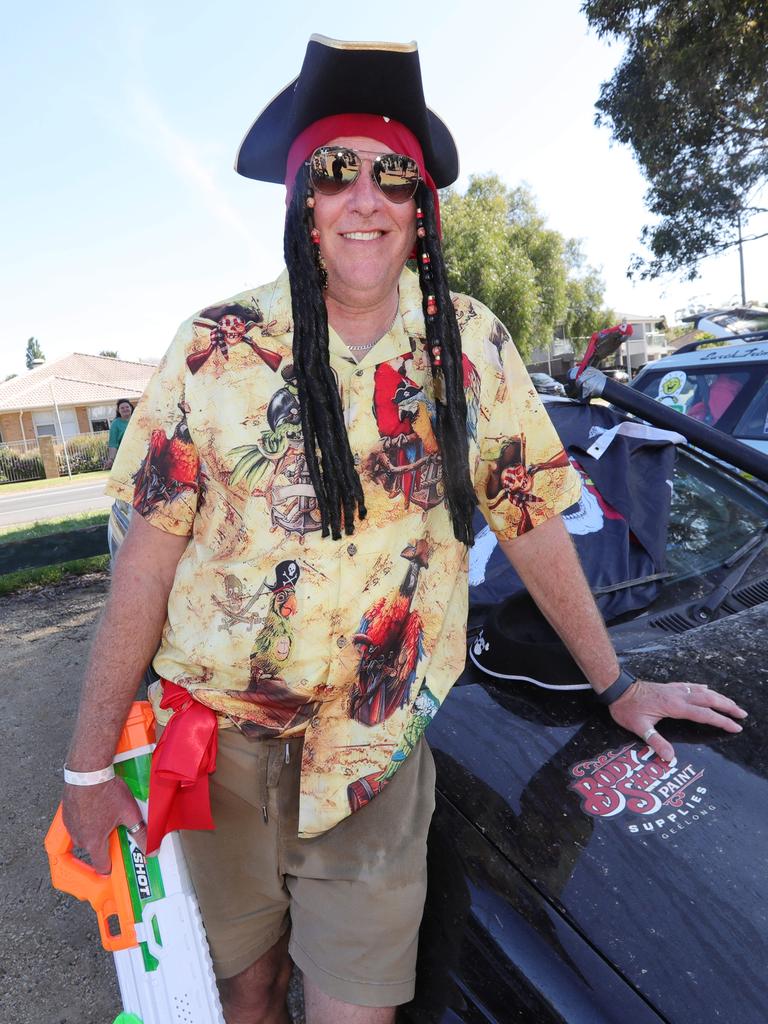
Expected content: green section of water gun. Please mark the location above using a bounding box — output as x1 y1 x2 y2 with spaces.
115 751 152 802
113 1014 144 1024
113 750 165 972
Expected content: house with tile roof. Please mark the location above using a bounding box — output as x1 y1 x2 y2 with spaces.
0 353 158 446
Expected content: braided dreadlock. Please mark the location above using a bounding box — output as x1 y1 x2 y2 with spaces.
284 166 366 539
283 166 476 545
414 182 477 546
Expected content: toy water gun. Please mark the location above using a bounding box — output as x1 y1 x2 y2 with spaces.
45 702 225 1024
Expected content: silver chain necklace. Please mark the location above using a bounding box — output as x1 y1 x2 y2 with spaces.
345 304 400 352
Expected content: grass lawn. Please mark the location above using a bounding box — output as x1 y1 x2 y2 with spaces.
0 508 110 541
0 509 111 595
0 470 110 496
0 555 109 598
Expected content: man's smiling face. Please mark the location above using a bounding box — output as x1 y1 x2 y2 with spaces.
311 136 417 307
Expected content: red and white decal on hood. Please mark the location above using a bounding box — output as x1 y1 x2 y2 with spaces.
568 743 716 839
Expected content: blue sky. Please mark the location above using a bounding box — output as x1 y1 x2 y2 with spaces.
3 0 766 378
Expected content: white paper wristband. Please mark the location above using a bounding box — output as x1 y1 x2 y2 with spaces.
63 765 116 786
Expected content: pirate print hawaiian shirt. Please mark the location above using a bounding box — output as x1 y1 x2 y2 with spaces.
107 266 581 837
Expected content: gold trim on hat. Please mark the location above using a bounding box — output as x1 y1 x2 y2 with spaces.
310 34 417 53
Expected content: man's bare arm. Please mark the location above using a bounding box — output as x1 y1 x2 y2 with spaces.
62 513 188 872
498 514 747 761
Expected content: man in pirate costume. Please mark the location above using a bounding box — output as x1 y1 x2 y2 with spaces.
63 35 747 1023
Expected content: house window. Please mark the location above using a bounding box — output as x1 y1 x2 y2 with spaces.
32 408 79 440
33 419 57 438
89 405 113 432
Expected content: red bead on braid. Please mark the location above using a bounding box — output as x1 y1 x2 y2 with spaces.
426 295 438 317
310 228 321 244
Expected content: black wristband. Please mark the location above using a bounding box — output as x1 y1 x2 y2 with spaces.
594 667 637 706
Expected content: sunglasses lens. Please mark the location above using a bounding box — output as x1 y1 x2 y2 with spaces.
308 148 421 203
373 154 420 203
309 148 361 195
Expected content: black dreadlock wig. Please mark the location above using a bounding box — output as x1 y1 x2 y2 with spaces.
283 166 476 545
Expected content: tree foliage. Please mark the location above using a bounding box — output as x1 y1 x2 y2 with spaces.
563 241 616 341
99 350 118 358
583 0 768 279
25 337 45 369
440 175 611 359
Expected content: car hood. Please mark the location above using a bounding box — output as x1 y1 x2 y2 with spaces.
429 604 768 1023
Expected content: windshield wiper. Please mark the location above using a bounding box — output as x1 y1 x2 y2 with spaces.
689 524 768 624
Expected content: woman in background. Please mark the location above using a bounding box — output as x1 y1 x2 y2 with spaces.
105 398 133 469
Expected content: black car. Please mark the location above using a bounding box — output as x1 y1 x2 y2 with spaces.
107 379 768 1023
404 391 768 1024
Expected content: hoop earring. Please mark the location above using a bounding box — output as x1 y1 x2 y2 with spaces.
306 188 328 290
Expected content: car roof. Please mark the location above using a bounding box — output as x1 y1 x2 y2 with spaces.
636 341 768 376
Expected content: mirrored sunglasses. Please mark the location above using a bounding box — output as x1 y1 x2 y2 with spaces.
307 147 421 203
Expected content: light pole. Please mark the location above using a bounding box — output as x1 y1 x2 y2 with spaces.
737 211 747 305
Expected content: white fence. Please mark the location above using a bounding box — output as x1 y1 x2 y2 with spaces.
0 431 110 485
55 431 109 476
0 439 45 484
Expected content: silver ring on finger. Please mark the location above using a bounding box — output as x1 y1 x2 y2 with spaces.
126 821 143 835
642 726 658 742
684 685 691 696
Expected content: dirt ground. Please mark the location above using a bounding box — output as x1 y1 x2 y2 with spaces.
0 573 304 1024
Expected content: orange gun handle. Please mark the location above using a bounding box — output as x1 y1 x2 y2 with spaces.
45 805 137 951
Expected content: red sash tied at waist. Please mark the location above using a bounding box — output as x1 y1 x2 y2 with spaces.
146 680 218 854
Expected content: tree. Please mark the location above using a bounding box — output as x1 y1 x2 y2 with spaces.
583 0 768 280
25 337 45 369
99 350 118 358
440 175 609 359
3 374 17 382
563 240 616 341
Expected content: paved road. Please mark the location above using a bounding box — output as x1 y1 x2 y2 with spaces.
2 575 305 1024
0 480 113 528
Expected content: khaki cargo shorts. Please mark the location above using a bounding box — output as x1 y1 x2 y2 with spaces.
179 726 436 1008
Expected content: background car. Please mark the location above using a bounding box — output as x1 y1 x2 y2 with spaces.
632 332 768 455
403 390 768 1024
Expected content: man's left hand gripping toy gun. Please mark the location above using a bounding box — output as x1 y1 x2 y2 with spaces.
45 702 225 1024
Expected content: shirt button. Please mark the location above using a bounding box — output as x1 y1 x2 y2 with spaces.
347 543 357 556
355 369 364 377
337 636 347 648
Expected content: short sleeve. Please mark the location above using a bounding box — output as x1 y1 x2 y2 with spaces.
106 322 201 536
107 419 121 447
474 319 581 541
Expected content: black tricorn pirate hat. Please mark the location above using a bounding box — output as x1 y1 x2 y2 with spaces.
235 34 459 189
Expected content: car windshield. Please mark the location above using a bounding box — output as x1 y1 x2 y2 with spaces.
635 367 752 427
667 449 768 576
